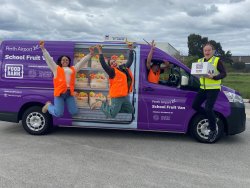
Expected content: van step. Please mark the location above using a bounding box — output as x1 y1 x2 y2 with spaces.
72 108 133 122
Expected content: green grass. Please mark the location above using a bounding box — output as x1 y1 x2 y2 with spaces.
222 72 250 98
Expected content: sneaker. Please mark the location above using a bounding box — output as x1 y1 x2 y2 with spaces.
90 100 103 110
99 102 110 119
42 101 51 113
208 130 217 142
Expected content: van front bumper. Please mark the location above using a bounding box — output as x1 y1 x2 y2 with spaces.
225 102 246 135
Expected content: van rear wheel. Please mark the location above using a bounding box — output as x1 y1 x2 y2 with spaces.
22 106 52 135
190 114 224 143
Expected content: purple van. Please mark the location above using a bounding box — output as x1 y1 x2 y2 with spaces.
0 40 246 143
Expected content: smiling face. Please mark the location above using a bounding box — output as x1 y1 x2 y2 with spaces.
110 59 117 68
61 56 70 67
151 64 160 73
203 44 214 60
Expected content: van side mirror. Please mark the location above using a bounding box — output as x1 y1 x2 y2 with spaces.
181 76 189 86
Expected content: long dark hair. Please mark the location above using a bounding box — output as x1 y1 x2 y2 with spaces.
56 55 71 67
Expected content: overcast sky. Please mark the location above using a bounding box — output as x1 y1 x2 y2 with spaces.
0 0 249 55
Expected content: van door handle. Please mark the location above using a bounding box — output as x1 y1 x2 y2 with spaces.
143 87 154 91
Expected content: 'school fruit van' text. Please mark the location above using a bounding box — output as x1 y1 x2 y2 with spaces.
0 40 246 143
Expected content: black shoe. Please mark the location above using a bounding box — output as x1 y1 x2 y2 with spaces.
208 130 217 142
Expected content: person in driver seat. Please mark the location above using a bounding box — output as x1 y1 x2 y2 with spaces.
146 40 169 84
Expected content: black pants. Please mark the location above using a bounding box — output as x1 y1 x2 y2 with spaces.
192 89 220 131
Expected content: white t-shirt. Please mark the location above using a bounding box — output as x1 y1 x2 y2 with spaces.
42 49 91 88
63 67 73 87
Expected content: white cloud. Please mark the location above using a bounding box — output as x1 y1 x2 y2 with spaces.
0 0 249 55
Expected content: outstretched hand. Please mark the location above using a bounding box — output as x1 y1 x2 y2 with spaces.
164 61 170 68
96 45 103 54
127 42 134 50
150 40 156 49
39 40 45 50
89 46 95 56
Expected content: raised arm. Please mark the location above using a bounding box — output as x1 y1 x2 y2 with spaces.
96 45 115 78
74 47 94 72
146 40 156 70
125 43 134 68
39 41 57 75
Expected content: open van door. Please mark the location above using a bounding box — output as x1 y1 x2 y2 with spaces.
72 42 136 124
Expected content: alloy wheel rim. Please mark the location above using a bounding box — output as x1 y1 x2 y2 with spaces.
197 119 218 139
26 112 45 131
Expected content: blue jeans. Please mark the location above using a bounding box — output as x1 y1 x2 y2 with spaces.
48 90 78 117
101 96 133 118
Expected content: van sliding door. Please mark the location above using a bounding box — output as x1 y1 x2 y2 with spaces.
72 43 136 124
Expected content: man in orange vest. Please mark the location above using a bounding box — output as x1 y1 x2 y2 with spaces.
92 44 134 118
147 40 169 84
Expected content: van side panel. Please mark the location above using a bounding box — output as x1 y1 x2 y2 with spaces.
0 40 74 125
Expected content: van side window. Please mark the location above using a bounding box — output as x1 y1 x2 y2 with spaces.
145 58 199 90
158 63 200 91
159 62 181 87
145 59 170 84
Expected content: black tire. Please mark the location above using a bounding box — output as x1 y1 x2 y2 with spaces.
22 106 52 135
189 114 224 143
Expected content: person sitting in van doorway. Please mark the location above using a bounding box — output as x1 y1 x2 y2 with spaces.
147 40 170 84
192 42 227 142
39 41 94 117
91 44 134 119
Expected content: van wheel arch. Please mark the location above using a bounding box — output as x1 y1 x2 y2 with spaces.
189 113 225 143
18 102 46 121
21 106 52 135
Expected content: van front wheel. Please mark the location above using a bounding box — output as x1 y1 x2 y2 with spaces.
190 114 224 143
22 106 52 135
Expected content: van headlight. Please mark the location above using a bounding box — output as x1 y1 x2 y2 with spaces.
223 91 244 103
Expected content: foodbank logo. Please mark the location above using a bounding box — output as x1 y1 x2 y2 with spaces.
4 64 23 79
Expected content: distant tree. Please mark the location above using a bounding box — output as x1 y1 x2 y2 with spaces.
187 34 233 64
209 40 224 56
188 34 207 58
183 55 199 68
223 50 233 65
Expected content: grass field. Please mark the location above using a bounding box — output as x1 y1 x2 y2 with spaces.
222 72 250 99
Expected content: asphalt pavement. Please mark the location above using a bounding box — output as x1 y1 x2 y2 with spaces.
0 103 249 188
0 121 248 188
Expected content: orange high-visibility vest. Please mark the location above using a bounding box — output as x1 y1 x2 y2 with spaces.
53 66 76 97
109 67 134 98
148 68 160 84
